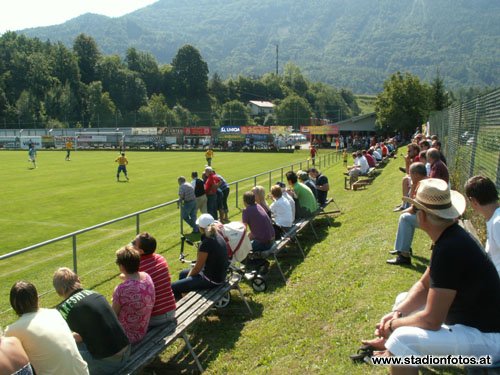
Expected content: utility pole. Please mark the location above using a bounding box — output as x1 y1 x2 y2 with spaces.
276 44 279 75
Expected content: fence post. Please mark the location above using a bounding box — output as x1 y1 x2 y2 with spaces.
269 171 272 191
136 214 140 234
235 182 239 209
179 200 184 234
72 235 78 273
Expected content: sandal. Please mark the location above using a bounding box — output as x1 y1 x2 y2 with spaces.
349 347 374 363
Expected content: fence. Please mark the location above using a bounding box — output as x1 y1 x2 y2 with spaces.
429 88 500 191
0 151 341 274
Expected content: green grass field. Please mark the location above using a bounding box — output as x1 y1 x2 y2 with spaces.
1 149 463 374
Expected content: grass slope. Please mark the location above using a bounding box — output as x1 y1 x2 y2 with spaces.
0 150 461 374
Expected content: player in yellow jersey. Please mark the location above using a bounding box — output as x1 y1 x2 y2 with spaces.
205 148 214 166
65 141 72 161
115 152 129 182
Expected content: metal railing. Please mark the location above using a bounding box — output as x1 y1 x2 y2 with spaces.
429 88 500 191
1 151 341 273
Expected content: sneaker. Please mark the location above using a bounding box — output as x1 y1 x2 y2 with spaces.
386 255 411 265
389 248 412 255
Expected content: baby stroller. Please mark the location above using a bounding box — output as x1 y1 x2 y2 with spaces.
179 221 267 293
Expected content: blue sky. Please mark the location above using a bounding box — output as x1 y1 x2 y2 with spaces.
0 0 158 34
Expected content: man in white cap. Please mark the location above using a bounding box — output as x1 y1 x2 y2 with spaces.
370 179 500 372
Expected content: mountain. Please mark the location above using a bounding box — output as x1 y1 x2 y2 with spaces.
19 0 500 93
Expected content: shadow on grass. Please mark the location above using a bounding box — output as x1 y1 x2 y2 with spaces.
145 298 264 374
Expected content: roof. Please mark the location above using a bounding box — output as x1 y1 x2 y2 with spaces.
334 112 375 125
248 101 275 108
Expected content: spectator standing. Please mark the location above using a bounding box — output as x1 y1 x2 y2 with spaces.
113 246 155 344
53 268 130 374
5 281 89 375
191 171 207 214
178 176 198 233
308 168 329 207
465 176 500 276
204 167 220 220
214 170 230 222
133 233 177 326
171 214 229 300
310 145 317 165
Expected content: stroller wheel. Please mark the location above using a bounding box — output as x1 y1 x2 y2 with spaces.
252 276 267 292
214 291 231 308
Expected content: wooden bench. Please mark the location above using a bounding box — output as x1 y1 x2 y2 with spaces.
344 168 378 190
117 273 251 374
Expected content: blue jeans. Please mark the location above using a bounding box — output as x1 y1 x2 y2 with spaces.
78 343 130 375
394 212 418 255
181 200 197 231
206 194 218 220
171 269 215 300
246 239 274 269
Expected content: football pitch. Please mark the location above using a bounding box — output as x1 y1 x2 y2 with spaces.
0 148 317 322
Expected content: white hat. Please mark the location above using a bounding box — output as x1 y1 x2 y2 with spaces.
402 178 466 219
205 166 214 173
196 213 214 229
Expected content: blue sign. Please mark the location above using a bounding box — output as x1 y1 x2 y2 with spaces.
220 126 241 133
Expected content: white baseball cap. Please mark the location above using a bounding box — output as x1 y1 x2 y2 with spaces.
196 213 215 229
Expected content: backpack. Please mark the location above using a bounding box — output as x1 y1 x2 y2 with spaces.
215 221 251 262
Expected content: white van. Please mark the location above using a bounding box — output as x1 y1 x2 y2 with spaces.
287 133 308 144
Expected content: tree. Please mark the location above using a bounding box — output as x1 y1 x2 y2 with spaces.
87 81 116 127
275 95 313 130
126 47 161 96
283 63 309 97
171 45 209 102
73 34 100 84
220 100 251 126
375 72 431 134
430 70 449 111
208 73 228 104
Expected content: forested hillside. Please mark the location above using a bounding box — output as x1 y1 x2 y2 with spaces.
19 0 500 93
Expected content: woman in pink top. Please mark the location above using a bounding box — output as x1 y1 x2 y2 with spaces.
113 246 155 344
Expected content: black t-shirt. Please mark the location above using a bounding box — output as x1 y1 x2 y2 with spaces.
305 180 318 200
315 174 329 205
199 233 229 284
194 178 205 197
430 224 500 332
57 290 129 358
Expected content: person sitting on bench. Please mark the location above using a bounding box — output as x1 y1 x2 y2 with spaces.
171 214 229 301
269 184 293 239
286 171 318 219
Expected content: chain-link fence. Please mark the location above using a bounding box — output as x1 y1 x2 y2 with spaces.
429 88 500 192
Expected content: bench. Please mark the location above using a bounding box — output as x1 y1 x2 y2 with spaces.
117 273 251 374
344 168 378 190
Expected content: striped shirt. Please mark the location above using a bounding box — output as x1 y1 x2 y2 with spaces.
178 182 196 202
139 253 176 316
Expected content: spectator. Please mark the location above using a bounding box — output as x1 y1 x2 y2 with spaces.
297 170 318 200
5 281 89 374
465 176 500 276
171 214 229 300
372 179 500 372
418 150 431 176
132 232 177 327
242 191 275 272
308 168 330 207
387 163 428 265
214 170 230 223
191 171 207 215
427 148 449 184
342 149 348 167
178 176 198 233
372 147 382 162
380 142 388 157
347 151 369 183
204 166 220 220
269 184 293 238
394 144 421 211
0 332 33 375
310 145 317 165
252 185 272 217
113 246 155 344
431 140 447 165
53 268 130 374
363 150 376 168
276 181 296 221
286 171 318 219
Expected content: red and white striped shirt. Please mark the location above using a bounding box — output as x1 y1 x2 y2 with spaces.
139 253 176 316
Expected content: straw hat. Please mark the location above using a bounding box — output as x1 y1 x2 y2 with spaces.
402 178 466 219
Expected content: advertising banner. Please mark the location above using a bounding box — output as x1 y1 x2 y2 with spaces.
184 127 211 135
218 133 245 141
132 127 157 135
20 136 42 149
158 127 184 135
220 126 241 133
301 125 339 135
77 135 107 142
269 126 293 135
240 126 270 135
